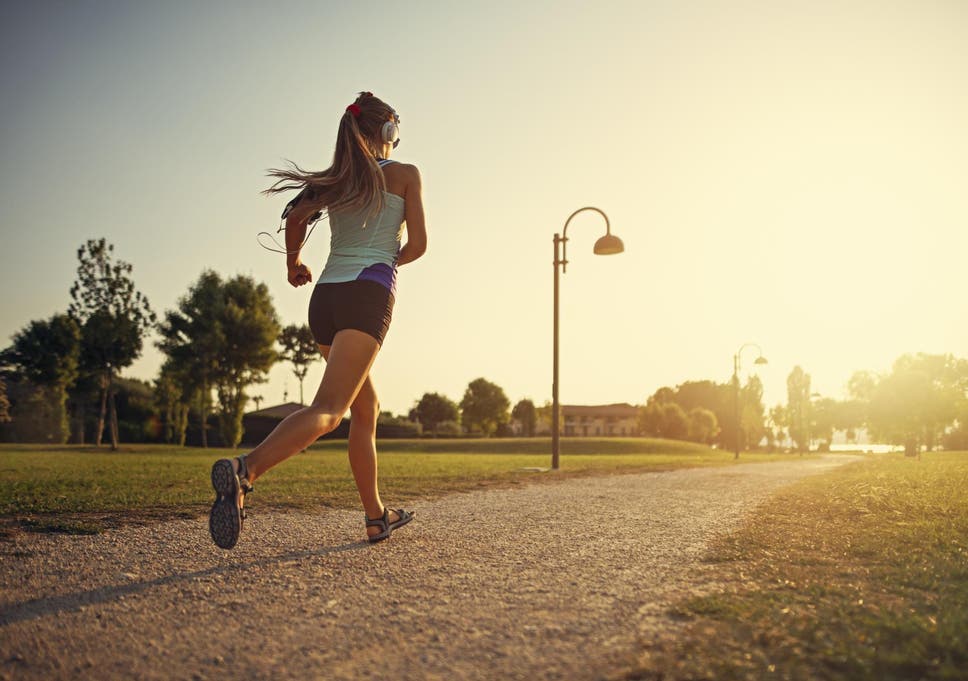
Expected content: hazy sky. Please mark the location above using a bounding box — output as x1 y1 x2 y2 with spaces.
1 0 966 417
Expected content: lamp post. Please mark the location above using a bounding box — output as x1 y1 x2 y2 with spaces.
552 207 624 470
732 343 767 460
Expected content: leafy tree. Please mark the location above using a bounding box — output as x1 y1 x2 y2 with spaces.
459 378 510 437
158 273 280 449
739 375 767 451
412 392 459 436
0 314 81 443
667 380 733 449
279 324 318 405
862 354 966 457
674 380 725 412
155 359 194 446
638 400 689 440
786 366 811 454
68 239 156 449
535 401 562 435
638 401 661 436
216 275 279 447
112 377 161 442
157 271 223 447
809 397 841 451
687 407 719 444
830 398 866 446
511 398 537 437
660 402 690 440
767 404 787 451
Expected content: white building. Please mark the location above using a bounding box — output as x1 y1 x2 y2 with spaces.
533 403 640 437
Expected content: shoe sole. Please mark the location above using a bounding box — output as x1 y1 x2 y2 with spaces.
209 459 241 550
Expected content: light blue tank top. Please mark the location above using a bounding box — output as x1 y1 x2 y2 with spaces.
317 159 405 294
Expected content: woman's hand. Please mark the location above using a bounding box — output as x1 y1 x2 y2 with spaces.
287 260 312 287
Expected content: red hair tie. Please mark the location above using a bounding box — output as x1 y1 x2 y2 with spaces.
346 104 361 118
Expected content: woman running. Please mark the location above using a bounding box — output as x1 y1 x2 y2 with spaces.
209 91 427 548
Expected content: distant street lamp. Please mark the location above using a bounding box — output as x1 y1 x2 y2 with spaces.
733 343 767 459
552 207 624 470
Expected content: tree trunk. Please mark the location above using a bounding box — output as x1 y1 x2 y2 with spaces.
71 399 86 445
108 378 119 451
904 438 918 458
78 401 86 445
177 404 189 446
95 383 108 447
164 402 173 444
200 386 208 448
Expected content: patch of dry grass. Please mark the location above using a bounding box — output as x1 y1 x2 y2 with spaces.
621 452 968 681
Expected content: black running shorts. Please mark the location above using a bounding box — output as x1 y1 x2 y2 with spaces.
308 280 394 347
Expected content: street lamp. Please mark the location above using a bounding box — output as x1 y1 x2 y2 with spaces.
552 207 624 470
733 343 767 460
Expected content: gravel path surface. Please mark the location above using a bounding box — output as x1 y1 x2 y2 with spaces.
0 455 858 680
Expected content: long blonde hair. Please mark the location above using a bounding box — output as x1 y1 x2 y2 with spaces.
264 92 397 216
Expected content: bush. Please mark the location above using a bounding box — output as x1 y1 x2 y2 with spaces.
434 420 462 437
377 413 422 438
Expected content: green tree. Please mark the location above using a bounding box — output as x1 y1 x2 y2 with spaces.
831 398 866 443
638 400 690 440
158 272 279 448
767 404 787 451
511 398 537 437
68 239 156 449
669 380 733 448
739 375 767 451
157 271 222 447
535 401 562 435
786 366 811 454
687 407 719 444
863 353 966 458
213 275 281 448
0 314 81 443
459 378 510 437
660 402 690 440
808 397 841 451
155 359 194 446
279 324 317 405
412 392 460 436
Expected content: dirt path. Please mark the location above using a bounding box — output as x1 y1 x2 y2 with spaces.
0 455 859 680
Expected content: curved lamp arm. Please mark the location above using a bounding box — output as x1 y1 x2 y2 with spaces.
557 206 612 273
735 343 767 375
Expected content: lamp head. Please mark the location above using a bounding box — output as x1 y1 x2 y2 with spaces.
754 356 768 365
593 233 624 255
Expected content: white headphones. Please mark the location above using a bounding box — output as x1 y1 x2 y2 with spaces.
382 113 400 148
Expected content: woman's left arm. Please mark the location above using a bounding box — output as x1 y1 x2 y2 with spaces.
397 164 427 267
284 200 317 287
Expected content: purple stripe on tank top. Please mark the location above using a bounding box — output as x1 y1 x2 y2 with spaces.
355 262 396 294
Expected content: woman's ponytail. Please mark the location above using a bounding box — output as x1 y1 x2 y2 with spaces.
265 92 395 219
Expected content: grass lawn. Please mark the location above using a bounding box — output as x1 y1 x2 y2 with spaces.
0 437 798 533
621 451 968 681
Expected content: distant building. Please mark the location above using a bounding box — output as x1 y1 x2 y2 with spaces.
533 403 640 437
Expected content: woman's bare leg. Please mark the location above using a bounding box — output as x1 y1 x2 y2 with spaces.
240 329 380 482
318 348 400 538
